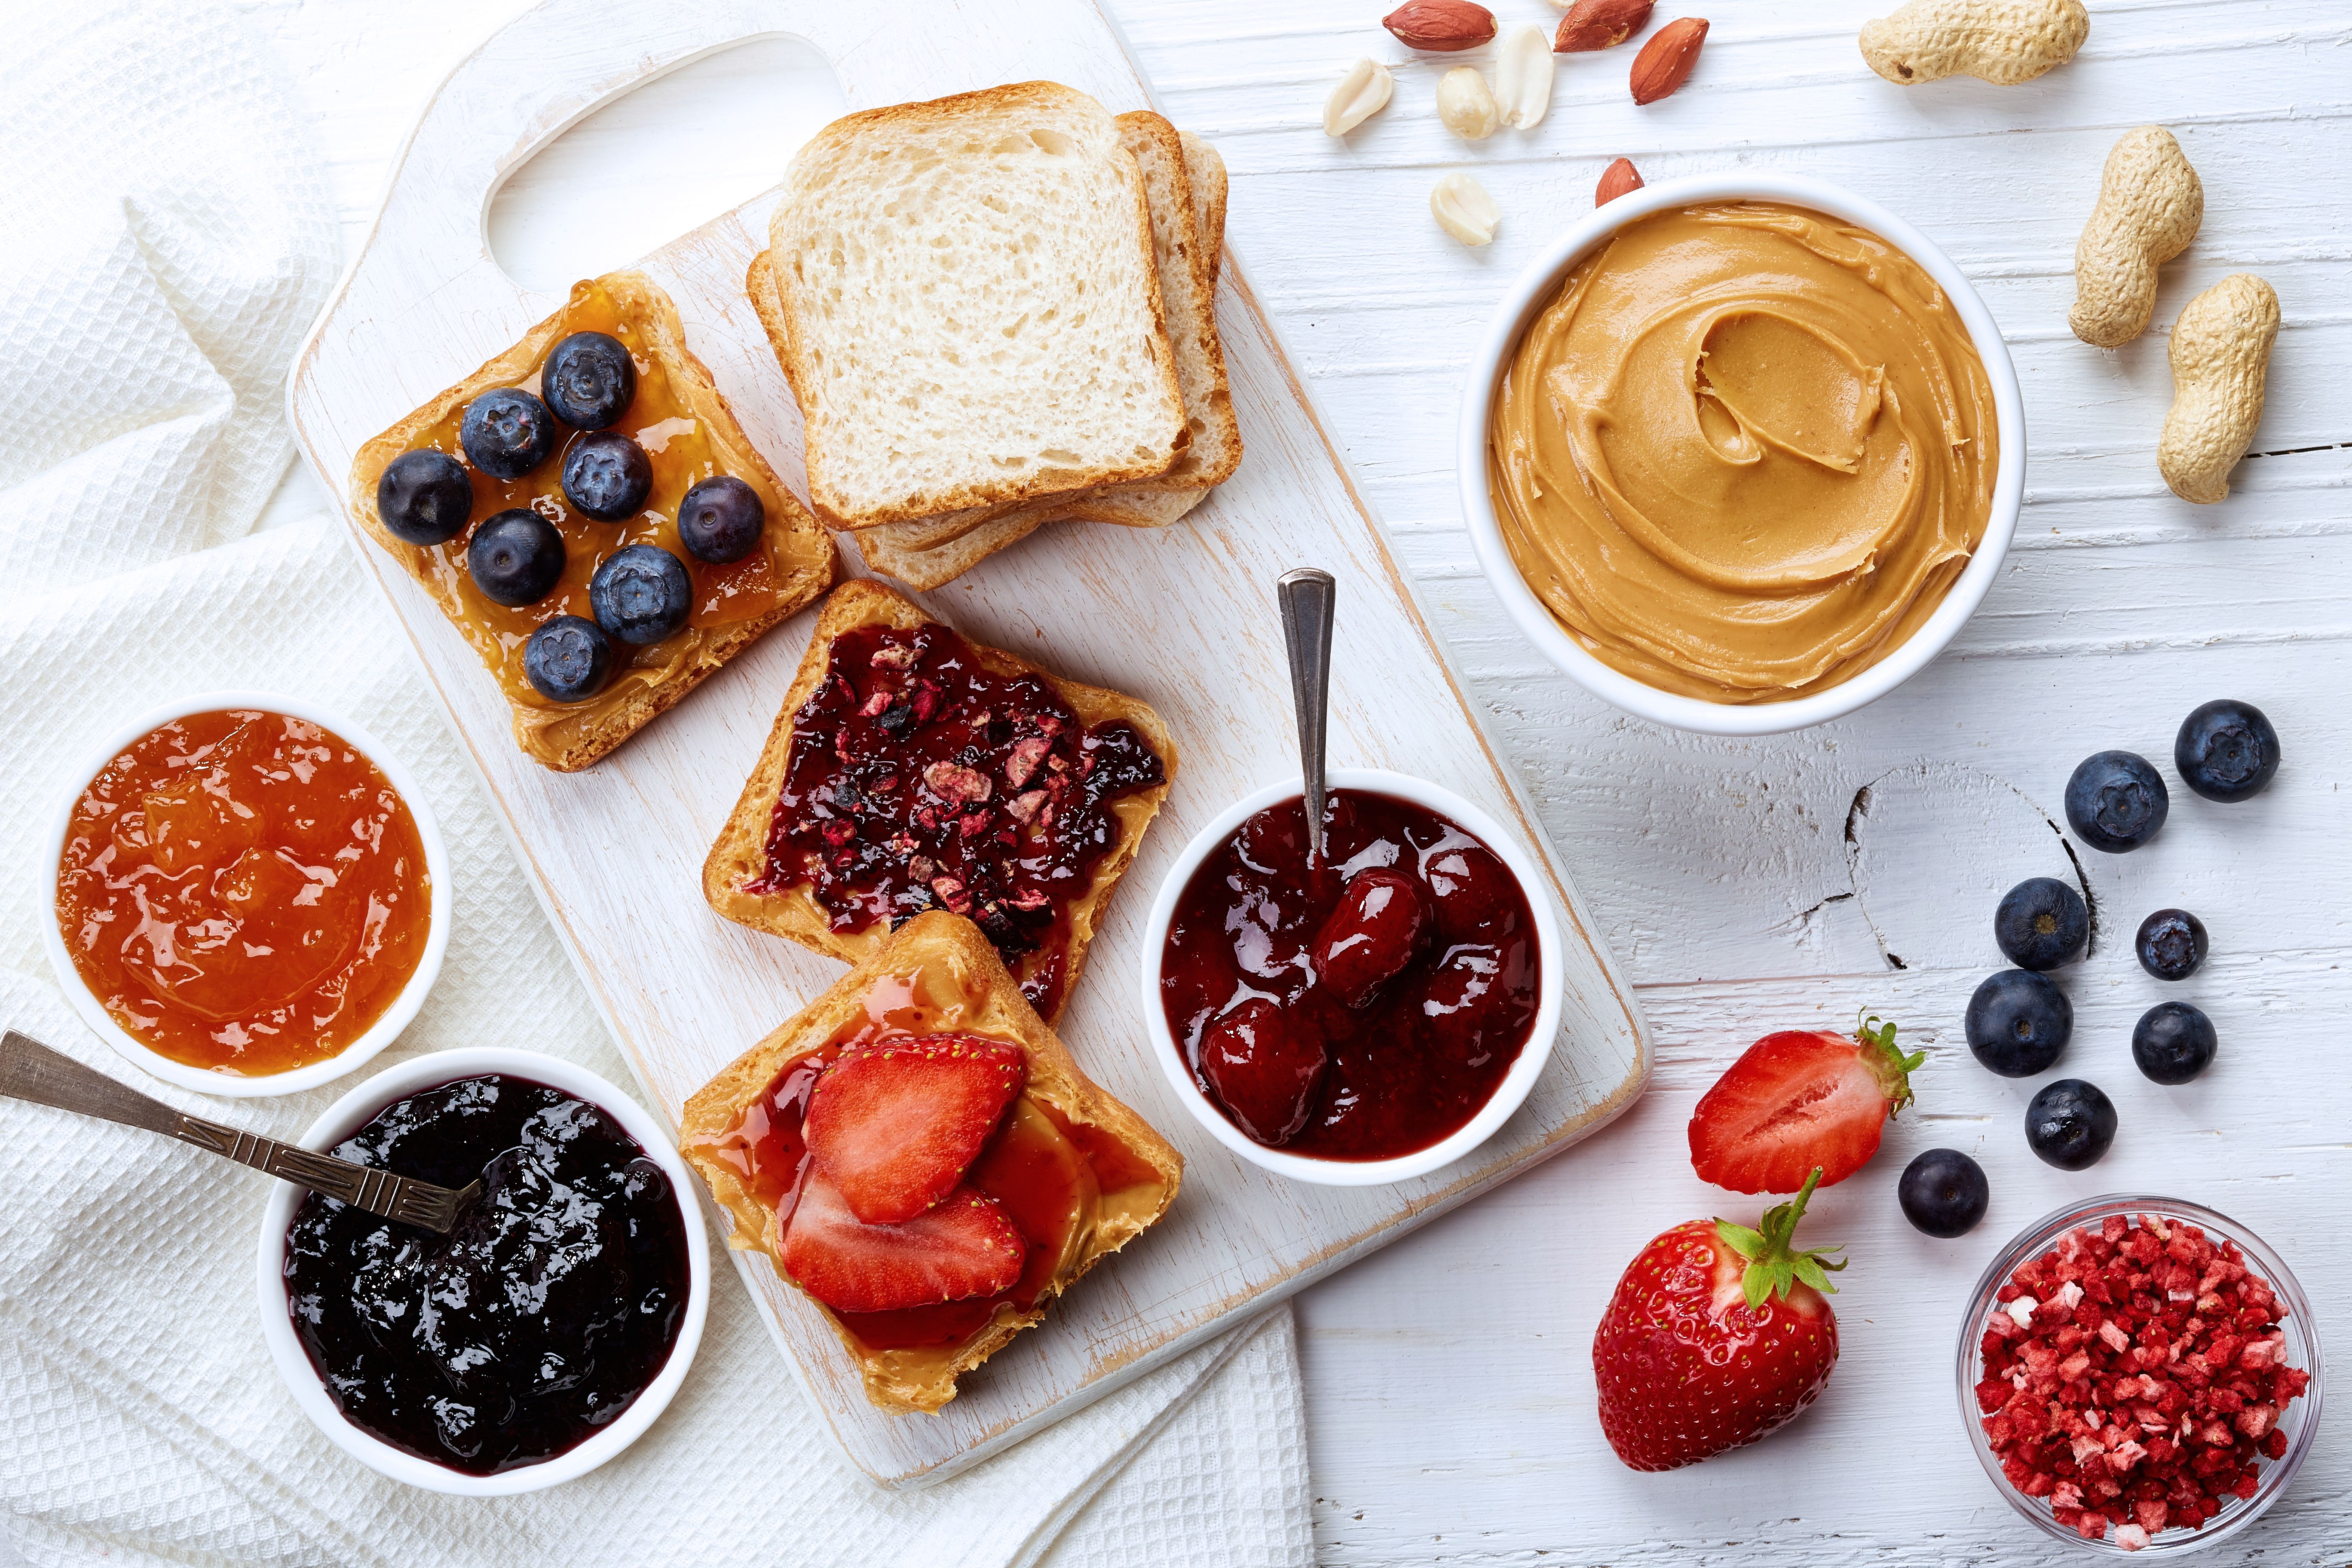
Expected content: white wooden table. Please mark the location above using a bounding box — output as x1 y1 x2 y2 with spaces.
244 0 2352 1559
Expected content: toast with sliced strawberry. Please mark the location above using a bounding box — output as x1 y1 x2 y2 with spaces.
679 911 1182 1414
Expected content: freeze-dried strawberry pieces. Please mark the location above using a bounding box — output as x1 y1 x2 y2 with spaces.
1977 1212 2306 1547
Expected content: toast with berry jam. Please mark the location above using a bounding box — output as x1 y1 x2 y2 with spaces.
349 271 834 772
679 911 1182 1414
701 579 1176 1023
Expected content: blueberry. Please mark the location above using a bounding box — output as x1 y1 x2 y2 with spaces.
588 544 691 645
2024 1078 2118 1170
1994 876 2088 971
466 509 566 606
2135 908 2209 982
542 332 636 430
2064 750 2169 853
2133 1001 2217 1084
458 388 558 480
560 431 652 521
2175 699 2280 803
1898 1148 1989 1238
523 616 612 703
676 475 765 564
1964 969 2071 1078
376 450 473 545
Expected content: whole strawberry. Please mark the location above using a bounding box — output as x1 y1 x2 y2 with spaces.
1593 1169 1844 1471
1688 1013 1923 1193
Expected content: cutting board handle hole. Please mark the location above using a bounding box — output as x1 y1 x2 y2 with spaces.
487 34 846 291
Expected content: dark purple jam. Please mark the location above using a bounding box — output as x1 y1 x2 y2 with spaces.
753 621 1167 1017
284 1074 690 1475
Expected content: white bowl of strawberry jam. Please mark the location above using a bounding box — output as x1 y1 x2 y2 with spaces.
43 692 450 1098
1140 769 1562 1185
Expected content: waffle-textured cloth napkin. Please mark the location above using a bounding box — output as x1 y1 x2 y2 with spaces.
0 6 1313 1567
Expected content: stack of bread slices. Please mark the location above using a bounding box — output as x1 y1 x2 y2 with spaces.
747 81 1238 590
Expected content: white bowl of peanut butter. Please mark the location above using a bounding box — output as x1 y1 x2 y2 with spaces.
1459 174 2025 734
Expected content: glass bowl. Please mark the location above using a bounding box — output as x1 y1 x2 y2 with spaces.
1954 1195 2321 1555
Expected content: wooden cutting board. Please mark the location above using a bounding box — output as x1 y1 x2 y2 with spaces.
286 0 1650 1487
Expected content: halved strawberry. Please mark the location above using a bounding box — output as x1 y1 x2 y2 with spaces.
1687 1014 1923 1194
804 1032 1025 1224
779 1172 1026 1314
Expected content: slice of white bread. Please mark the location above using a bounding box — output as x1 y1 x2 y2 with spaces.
770 115 1232 564
850 126 1235 588
1092 112 1236 500
854 508 1049 592
1182 130 1227 288
764 82 1185 530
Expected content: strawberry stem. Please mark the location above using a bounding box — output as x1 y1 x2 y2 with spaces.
1856 1011 1926 1116
1714 1166 1848 1310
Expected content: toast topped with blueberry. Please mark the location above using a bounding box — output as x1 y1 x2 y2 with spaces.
701 579 1176 1022
349 272 834 771
680 911 1183 1414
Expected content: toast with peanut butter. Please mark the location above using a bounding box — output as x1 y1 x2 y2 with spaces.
680 911 1182 1414
349 271 833 771
702 579 1176 1022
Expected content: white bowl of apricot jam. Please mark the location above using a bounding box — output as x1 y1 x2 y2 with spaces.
1139 768 1563 1186
43 692 450 1098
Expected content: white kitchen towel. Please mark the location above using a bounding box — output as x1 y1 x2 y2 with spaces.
0 0 337 594
0 6 1313 1567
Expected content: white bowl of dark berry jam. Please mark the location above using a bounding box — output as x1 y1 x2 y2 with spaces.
256 1047 709 1494
1141 769 1562 1186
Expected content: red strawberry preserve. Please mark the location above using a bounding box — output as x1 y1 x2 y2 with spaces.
1160 788 1541 1160
751 622 1167 1019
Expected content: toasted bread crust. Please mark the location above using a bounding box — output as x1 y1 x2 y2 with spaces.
348 271 835 771
1182 130 1227 291
680 911 1182 1413
850 510 1051 590
1109 111 1238 496
763 82 1185 530
701 579 1176 1020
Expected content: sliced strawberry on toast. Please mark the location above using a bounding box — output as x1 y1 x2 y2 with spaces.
780 1173 1026 1314
804 1033 1026 1224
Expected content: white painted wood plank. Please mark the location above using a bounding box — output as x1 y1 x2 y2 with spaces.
245 0 2352 1557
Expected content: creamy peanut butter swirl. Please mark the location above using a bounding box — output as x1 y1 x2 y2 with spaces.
1488 201 1997 703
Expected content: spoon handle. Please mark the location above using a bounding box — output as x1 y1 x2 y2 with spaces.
0 1030 476 1232
1277 567 1338 862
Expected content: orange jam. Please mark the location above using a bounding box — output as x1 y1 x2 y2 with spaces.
383 278 803 714
686 973 1162 1354
55 709 432 1077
